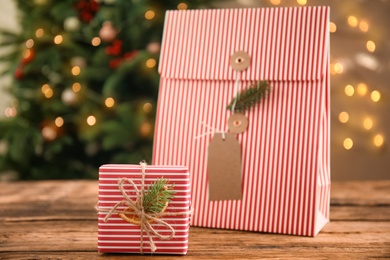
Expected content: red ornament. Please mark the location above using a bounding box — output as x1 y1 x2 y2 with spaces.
14 67 23 79
74 0 100 23
106 40 122 56
123 51 139 61
108 50 139 69
109 58 122 69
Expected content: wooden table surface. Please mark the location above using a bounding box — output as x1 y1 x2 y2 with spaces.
0 180 389 259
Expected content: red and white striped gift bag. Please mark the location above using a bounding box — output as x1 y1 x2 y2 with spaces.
97 164 191 254
154 7 330 236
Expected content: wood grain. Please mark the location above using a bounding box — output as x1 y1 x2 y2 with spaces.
0 180 389 259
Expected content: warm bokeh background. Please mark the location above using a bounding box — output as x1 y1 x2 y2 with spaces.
0 0 389 180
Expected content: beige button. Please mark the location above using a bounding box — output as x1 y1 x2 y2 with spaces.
228 113 248 134
230 51 250 71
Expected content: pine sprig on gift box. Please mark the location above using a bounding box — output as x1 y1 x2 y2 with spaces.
143 178 175 214
227 81 270 112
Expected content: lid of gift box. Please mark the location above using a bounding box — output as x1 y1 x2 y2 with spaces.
159 7 329 82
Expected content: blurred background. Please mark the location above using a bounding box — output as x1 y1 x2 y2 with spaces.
0 0 389 181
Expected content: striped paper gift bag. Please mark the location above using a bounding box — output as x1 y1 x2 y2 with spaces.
97 164 191 254
154 7 330 236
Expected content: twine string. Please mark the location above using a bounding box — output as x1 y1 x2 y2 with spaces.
140 161 146 253
231 70 241 114
96 161 192 253
194 121 226 140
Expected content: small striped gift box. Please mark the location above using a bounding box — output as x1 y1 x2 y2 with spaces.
154 7 330 236
97 164 191 254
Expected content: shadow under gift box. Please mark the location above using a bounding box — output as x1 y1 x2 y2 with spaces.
153 7 330 236
97 164 191 254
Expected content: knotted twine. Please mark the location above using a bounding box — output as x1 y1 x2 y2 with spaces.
96 161 192 253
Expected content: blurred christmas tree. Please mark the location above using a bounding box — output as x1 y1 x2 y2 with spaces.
0 0 207 180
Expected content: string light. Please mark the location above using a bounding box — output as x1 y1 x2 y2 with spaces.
41 84 53 98
41 84 50 93
345 85 354 96
359 21 369 32
105 97 115 108
55 117 64 127
333 63 344 74
297 0 307 5
347 16 358 27
371 90 381 102
145 10 155 20
343 138 353 150
26 39 34 48
71 66 81 76
270 0 281 5
177 3 188 10
143 102 152 113
91 37 101 46
43 89 53 98
329 22 337 33
35 28 44 38
338 112 349 123
87 115 96 126
363 118 373 130
72 82 81 92
366 40 375 53
146 58 157 68
357 83 368 96
54 35 63 45
373 134 384 147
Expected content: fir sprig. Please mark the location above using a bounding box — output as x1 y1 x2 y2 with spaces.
142 178 175 214
227 81 270 113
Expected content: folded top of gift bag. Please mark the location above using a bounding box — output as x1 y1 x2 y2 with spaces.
159 7 329 82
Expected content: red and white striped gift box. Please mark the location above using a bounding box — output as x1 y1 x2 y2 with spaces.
153 7 330 236
97 164 191 254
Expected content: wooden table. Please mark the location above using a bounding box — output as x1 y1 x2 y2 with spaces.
1 180 389 259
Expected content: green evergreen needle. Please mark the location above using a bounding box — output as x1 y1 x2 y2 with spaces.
227 81 270 113
142 178 175 214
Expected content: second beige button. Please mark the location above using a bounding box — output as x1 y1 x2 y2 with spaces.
230 51 250 71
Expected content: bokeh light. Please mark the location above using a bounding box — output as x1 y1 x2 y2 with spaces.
373 134 384 147
87 115 96 126
54 35 63 44
347 16 358 27
146 58 157 68
105 97 115 108
177 3 188 10
343 138 353 150
357 83 368 96
363 118 373 130
344 85 354 96
371 90 381 102
366 40 376 53
55 117 64 127
92 37 101 46
145 10 155 20
329 22 337 33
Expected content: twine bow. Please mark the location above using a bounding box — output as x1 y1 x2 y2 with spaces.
97 161 192 253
